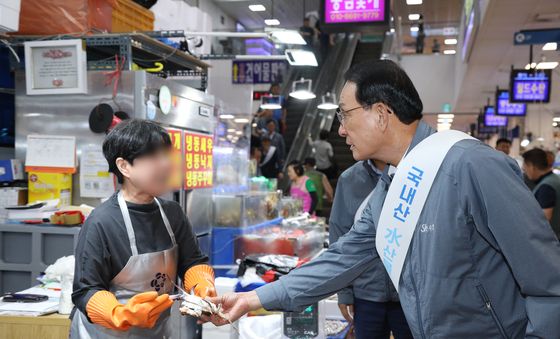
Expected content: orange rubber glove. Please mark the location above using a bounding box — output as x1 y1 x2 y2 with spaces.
86 291 173 331
183 264 216 298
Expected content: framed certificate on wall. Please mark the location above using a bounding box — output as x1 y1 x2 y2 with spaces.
24 39 87 95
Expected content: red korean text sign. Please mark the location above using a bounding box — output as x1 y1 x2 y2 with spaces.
185 132 213 189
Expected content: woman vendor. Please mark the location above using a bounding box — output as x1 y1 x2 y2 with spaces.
287 160 318 214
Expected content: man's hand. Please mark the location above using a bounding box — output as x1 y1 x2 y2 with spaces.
201 291 262 326
338 303 354 323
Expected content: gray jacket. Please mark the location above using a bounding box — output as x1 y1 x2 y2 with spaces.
329 161 398 304
257 121 560 339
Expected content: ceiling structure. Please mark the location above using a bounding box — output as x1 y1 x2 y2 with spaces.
455 0 560 115
214 0 320 31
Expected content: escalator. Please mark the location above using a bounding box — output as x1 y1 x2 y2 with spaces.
327 41 383 177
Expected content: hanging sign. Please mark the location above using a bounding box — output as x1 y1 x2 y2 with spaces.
184 132 213 189
167 128 183 190
232 60 288 84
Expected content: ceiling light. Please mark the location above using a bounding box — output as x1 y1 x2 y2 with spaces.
443 49 456 55
249 4 266 12
408 14 421 21
220 114 234 119
289 78 316 100
234 118 250 123
525 61 558 69
265 19 280 26
437 118 453 123
269 29 306 45
554 122 558 127
227 128 236 132
285 49 318 66
406 0 422 4
317 92 338 110
444 38 457 45
553 117 560 122
437 123 451 131
261 95 282 110
438 114 454 119
525 62 537 70
520 138 530 147
235 131 243 135
390 28 395 33
410 26 419 32
543 42 557 51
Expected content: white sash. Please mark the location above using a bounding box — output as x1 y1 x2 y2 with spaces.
261 146 277 166
376 130 475 291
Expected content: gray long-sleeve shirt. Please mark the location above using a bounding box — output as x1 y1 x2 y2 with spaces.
256 121 560 338
329 161 398 304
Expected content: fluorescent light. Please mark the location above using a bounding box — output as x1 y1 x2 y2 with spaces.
408 14 421 21
227 128 236 132
249 4 266 12
444 38 457 45
406 0 422 4
520 138 530 147
410 26 419 32
553 122 558 127
437 123 451 131
252 123 257 127
235 131 243 135
261 103 282 109
285 49 318 66
289 90 316 100
269 30 306 45
443 49 456 55
553 117 560 122
265 19 280 26
318 102 338 110
525 61 559 70
437 118 453 123
220 114 235 119
390 28 395 33
234 118 250 123
543 42 557 51
438 114 454 119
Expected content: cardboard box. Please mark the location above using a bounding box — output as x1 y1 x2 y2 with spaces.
0 187 27 208
0 159 23 182
28 172 72 207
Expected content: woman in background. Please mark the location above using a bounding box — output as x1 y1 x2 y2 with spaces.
287 160 318 214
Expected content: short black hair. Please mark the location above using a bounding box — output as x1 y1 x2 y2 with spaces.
266 119 277 126
522 148 549 171
304 157 316 167
102 119 171 184
288 160 305 176
344 59 423 124
496 138 512 146
319 130 329 140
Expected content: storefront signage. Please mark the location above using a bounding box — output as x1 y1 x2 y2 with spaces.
495 89 526 116
513 28 560 45
232 60 287 84
184 132 213 189
484 106 507 127
324 0 386 24
24 39 87 95
167 128 183 190
510 69 551 103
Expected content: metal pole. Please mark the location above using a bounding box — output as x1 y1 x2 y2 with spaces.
183 31 268 38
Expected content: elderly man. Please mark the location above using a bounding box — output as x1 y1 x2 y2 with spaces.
207 60 560 339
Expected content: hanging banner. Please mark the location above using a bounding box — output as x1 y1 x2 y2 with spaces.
184 132 213 189
232 60 288 84
167 128 183 190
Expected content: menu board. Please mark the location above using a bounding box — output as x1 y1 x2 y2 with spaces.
185 132 213 189
510 69 551 103
484 106 507 127
167 129 183 190
495 90 527 116
324 0 386 24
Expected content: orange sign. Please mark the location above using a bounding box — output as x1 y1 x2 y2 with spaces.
185 132 213 189
167 129 183 190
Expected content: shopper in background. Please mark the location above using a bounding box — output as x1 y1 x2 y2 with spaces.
303 157 334 217
299 17 315 48
311 130 335 179
249 145 262 177
206 59 560 339
260 137 281 180
330 159 412 339
265 119 286 167
495 137 512 155
269 83 287 133
522 148 560 239
287 160 318 214
71 119 215 338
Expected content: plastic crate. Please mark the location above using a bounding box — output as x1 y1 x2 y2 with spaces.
112 0 154 33
211 217 282 276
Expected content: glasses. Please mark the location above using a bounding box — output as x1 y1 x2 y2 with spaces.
336 105 367 124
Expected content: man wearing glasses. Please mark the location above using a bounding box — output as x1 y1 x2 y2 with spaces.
206 60 560 338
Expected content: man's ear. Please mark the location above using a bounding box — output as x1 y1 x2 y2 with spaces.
115 157 131 180
375 103 391 132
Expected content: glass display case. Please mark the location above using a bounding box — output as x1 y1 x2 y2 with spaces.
280 197 304 218
213 190 281 227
